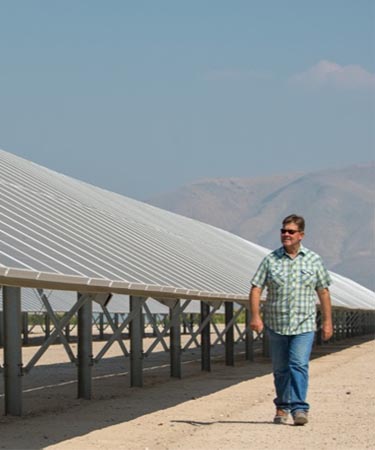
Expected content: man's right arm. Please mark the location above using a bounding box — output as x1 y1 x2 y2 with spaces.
249 285 264 333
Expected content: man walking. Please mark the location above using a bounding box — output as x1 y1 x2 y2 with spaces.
249 214 333 425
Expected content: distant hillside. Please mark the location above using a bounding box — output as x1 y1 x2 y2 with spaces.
147 163 375 291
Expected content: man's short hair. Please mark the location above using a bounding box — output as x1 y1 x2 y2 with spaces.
282 214 305 232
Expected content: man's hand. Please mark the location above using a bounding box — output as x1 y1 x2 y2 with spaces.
249 285 264 333
250 315 264 333
321 322 333 341
317 288 333 342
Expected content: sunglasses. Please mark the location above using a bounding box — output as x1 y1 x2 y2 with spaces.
280 228 300 235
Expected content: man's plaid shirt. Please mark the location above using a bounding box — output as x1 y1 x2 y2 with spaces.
251 245 331 335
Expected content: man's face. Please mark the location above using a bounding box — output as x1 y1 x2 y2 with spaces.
280 222 304 248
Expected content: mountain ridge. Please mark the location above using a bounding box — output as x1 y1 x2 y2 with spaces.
147 162 375 291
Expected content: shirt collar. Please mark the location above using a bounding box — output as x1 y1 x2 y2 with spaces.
277 244 307 258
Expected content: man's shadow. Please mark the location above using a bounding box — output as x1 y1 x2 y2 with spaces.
171 419 274 426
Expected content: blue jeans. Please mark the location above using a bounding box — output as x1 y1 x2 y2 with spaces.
266 327 315 414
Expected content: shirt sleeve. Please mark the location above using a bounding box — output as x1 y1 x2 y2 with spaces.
251 257 269 289
315 257 332 290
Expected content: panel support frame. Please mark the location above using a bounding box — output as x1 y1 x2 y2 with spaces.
77 292 93 400
201 301 211 372
3 286 23 416
130 295 144 387
170 299 182 378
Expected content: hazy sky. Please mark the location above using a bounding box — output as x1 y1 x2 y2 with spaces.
0 1 374 200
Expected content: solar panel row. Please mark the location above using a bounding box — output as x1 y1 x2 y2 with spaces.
0 149 374 309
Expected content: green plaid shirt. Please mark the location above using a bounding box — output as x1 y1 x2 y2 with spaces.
251 245 331 335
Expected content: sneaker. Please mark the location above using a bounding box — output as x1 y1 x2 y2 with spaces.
293 410 308 426
273 409 289 424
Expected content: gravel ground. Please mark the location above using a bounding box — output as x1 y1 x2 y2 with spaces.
0 335 374 450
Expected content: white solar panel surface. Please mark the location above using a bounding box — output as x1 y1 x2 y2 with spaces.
0 149 374 310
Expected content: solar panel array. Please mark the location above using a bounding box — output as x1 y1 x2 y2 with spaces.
0 149 374 310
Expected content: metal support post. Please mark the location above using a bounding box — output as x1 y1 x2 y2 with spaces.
77 293 93 399
141 312 145 338
45 313 51 340
352 311 357 337
332 309 338 342
340 310 345 340
225 302 234 366
335 310 340 340
152 314 157 337
0 311 3 347
22 312 29 346
245 309 254 361
65 322 70 342
99 313 104 340
363 312 367 335
182 315 187 334
201 301 211 372
170 300 181 378
369 312 375 334
345 311 351 338
130 296 143 387
3 286 23 416
335 310 339 340
370 312 374 334
350 311 355 337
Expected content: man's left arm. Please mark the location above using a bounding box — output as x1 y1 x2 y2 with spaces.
317 288 333 341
